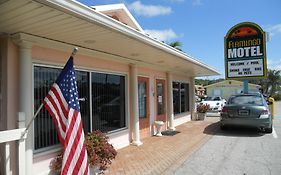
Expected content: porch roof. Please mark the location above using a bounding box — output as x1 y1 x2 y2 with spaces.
0 0 220 77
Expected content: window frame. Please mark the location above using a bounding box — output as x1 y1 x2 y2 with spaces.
32 63 128 153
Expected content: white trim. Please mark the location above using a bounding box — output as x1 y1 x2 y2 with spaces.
154 77 166 81
33 145 61 156
33 61 128 77
0 128 26 143
138 74 150 78
91 3 143 31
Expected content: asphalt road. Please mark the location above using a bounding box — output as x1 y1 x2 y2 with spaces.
174 101 281 175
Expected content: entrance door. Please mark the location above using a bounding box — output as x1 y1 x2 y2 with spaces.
138 77 150 138
156 79 166 121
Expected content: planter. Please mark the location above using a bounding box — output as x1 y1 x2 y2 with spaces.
154 121 164 136
197 112 206 120
90 166 102 175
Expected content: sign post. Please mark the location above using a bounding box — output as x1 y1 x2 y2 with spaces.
225 22 267 93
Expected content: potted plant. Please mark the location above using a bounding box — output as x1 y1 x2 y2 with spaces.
196 104 210 120
50 130 117 175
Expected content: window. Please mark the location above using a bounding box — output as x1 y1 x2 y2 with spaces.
34 66 126 151
138 77 149 118
173 82 180 114
181 83 189 112
157 82 164 115
173 82 189 114
92 73 125 132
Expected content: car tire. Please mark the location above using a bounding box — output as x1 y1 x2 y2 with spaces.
264 126 272 133
220 124 227 130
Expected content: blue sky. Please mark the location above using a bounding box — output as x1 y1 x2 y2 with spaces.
77 0 281 79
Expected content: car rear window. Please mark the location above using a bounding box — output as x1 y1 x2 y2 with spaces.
228 95 263 105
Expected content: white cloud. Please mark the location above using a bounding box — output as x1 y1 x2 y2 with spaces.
266 23 281 36
144 29 178 42
267 58 281 70
192 0 203 6
128 1 172 17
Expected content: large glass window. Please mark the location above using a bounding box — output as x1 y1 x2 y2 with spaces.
173 82 189 115
173 82 180 114
181 83 189 112
34 66 126 151
34 66 62 150
92 73 125 132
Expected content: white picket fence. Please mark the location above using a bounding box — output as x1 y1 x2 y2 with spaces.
0 113 26 175
0 128 26 175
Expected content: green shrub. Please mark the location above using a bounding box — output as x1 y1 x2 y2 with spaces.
273 93 281 101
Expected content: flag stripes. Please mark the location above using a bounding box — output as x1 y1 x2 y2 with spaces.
43 57 89 175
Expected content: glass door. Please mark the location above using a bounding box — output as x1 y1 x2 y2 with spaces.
156 79 166 121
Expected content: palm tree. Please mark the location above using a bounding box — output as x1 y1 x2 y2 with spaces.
263 69 281 95
169 41 183 51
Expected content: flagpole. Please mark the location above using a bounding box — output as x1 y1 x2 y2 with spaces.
22 47 79 138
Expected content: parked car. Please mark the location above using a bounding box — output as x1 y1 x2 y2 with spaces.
220 93 272 133
200 96 226 111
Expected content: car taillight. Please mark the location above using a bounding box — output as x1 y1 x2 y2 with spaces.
260 109 269 119
261 109 269 115
221 107 228 113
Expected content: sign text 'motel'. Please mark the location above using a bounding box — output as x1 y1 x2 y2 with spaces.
225 22 267 79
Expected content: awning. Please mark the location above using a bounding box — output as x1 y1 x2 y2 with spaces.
0 0 220 77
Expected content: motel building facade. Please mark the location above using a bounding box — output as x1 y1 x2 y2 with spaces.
0 0 219 174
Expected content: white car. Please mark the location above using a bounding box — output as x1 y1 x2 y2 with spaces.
200 96 226 112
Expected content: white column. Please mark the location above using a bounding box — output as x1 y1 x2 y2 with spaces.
190 77 197 120
130 64 142 146
18 40 33 175
167 72 175 131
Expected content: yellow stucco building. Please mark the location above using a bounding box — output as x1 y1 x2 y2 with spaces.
205 80 261 100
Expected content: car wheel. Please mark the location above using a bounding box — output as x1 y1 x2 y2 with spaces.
264 126 272 133
220 124 227 130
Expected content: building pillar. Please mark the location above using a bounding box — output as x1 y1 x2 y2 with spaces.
18 40 33 175
167 72 175 130
130 64 142 146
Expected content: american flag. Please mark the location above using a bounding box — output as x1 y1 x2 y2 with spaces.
43 57 89 175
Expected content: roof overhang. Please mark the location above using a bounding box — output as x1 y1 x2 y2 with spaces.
0 0 220 77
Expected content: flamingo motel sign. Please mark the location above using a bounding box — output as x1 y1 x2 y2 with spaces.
225 22 267 79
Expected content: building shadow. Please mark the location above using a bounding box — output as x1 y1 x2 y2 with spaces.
161 130 181 136
203 122 265 137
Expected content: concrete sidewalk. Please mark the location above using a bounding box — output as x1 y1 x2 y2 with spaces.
104 117 220 175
